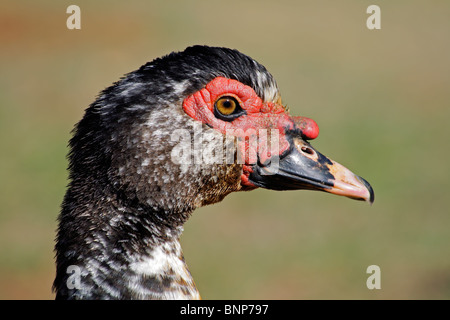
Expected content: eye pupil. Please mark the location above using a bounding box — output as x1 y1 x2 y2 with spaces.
222 100 232 108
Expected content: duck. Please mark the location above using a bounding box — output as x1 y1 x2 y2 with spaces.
53 45 374 300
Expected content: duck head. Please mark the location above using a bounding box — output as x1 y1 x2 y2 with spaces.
55 45 374 300
86 46 373 212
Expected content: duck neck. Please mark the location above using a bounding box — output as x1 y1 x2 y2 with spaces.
54 180 200 300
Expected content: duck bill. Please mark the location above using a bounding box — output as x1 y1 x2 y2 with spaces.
248 137 374 204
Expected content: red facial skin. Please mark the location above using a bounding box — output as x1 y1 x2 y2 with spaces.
182 77 319 187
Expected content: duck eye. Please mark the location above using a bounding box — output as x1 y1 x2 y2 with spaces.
214 96 245 121
216 97 237 115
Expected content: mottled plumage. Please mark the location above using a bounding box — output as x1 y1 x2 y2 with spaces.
53 46 373 300
54 46 279 299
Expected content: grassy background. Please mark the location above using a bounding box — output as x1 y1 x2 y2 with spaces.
1 0 449 299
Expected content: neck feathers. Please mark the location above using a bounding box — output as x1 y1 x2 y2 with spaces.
127 239 200 299
53 182 200 300
55 238 200 300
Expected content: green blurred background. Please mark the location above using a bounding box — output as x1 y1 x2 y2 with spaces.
1 0 449 299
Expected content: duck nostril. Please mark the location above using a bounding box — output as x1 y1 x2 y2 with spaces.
301 146 315 156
